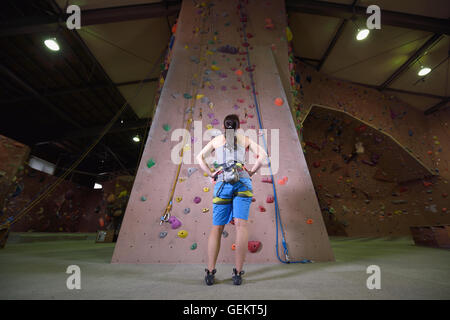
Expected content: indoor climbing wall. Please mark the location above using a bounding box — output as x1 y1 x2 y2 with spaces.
6 164 134 233
112 0 334 264
302 106 449 237
0 135 30 221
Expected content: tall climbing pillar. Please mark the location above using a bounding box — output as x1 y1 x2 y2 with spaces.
112 0 334 264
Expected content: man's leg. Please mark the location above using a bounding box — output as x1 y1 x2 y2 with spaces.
234 218 248 273
207 224 225 272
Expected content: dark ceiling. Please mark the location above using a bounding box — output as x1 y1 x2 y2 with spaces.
0 0 157 184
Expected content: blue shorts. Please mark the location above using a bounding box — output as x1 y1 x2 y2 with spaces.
212 178 253 226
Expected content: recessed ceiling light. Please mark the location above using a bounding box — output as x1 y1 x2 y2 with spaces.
44 38 60 51
418 66 431 77
133 135 140 143
356 29 370 41
94 183 103 189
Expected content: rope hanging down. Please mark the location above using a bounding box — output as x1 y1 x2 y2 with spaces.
238 1 311 264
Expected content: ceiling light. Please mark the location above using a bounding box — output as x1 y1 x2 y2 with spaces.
418 66 431 77
94 183 103 190
133 135 140 143
44 38 60 51
356 29 370 41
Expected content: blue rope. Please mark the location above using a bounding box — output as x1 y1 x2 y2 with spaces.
238 2 311 264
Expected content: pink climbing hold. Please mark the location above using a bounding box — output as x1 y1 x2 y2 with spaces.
194 196 201 204
168 216 182 229
248 241 261 253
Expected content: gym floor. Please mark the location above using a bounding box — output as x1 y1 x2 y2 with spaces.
0 233 449 300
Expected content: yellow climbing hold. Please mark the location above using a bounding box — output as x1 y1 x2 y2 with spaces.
286 27 293 42
176 197 183 202
208 102 214 109
206 50 214 55
184 45 189 49
196 94 204 100
203 172 209 177
202 208 209 213
118 190 128 198
179 178 186 183
206 124 213 130
211 65 220 71
203 187 210 192
178 230 188 238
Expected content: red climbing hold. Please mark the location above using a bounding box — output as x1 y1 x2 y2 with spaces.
258 206 266 212
248 241 261 253
261 177 273 184
313 161 321 168
274 97 284 106
266 195 274 203
230 218 235 225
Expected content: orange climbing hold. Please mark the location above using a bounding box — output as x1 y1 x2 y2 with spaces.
235 69 243 76
231 244 237 250
274 97 284 106
306 219 314 224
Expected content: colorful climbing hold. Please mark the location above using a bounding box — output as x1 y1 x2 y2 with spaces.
169 216 182 229
163 124 171 131
306 219 314 224
248 241 261 253
176 197 182 202
203 187 209 192
178 230 188 238
194 196 201 204
190 243 197 250
159 231 168 239
231 243 237 250
147 158 155 168
274 97 284 106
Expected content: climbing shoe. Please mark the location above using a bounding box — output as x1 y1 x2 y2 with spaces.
205 268 216 286
232 268 245 285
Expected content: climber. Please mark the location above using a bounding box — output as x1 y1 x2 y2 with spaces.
196 114 267 286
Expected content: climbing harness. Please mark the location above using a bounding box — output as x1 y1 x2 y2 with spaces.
238 2 311 264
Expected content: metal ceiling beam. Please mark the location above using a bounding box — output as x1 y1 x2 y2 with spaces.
286 0 450 35
424 98 450 115
316 0 358 71
378 33 443 90
0 1 182 37
317 19 347 71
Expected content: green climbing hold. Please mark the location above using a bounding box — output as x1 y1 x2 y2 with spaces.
141 196 147 201
183 93 192 99
191 243 197 250
213 161 220 168
163 124 171 132
147 158 155 168
208 40 215 45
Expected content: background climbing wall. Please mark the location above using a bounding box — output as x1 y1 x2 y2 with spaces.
0 135 30 218
112 0 335 264
3 158 133 233
302 106 449 236
289 62 449 236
